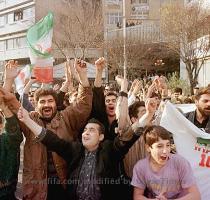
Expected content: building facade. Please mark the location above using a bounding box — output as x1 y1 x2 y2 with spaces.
0 0 35 77
103 0 184 43
103 0 183 30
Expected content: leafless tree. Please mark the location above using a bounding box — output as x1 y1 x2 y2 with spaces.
105 30 171 80
161 1 210 94
54 0 103 59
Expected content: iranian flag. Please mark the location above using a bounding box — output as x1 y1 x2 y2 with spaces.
14 65 33 95
27 12 54 83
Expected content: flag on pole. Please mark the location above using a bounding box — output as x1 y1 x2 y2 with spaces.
160 102 210 200
27 12 54 83
14 65 33 95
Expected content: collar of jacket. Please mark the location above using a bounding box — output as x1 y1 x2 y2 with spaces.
187 111 210 129
30 111 61 129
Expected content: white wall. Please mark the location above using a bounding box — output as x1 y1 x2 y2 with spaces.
180 57 210 87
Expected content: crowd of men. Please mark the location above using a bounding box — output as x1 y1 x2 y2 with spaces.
0 57 209 200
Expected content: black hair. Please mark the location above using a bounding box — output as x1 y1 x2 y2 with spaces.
87 118 105 135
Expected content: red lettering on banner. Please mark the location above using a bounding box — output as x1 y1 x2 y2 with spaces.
206 156 210 168
199 154 206 167
194 146 201 151
199 153 210 168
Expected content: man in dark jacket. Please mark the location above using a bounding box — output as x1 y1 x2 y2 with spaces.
17 97 157 200
0 95 23 200
185 87 210 133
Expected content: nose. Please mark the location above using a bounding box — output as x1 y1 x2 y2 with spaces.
162 147 167 154
44 101 50 106
83 129 90 135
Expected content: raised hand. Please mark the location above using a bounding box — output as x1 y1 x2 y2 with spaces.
95 57 105 71
66 59 80 83
146 82 157 98
74 58 87 74
158 76 168 90
145 97 158 115
129 79 138 94
132 80 142 96
17 107 30 123
115 75 123 86
4 60 19 80
74 58 89 87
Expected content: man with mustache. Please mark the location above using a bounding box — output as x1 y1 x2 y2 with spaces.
2 59 92 200
185 87 210 133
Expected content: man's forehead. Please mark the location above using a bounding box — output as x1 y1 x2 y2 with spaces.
85 123 99 129
200 94 210 100
38 95 55 101
105 95 117 100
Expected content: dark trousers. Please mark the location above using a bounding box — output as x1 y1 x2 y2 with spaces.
47 183 68 200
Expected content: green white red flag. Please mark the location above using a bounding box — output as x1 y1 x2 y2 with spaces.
27 12 54 83
14 65 33 95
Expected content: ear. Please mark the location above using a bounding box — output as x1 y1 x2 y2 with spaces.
195 99 199 107
99 134 104 142
145 144 151 153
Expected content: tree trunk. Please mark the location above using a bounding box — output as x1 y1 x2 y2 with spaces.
185 62 196 95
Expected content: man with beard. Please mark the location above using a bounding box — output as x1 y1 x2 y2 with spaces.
2 59 93 200
185 87 210 133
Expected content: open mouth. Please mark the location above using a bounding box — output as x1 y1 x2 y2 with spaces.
160 155 168 161
108 106 115 111
83 137 90 142
42 107 52 115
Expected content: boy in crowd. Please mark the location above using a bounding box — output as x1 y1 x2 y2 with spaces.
131 125 200 200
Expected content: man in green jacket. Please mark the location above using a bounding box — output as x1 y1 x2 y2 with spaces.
0 95 23 200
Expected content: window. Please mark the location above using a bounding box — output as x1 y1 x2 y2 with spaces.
106 0 122 4
6 39 14 50
16 37 27 48
0 16 4 26
6 37 27 50
131 0 148 3
140 0 148 3
23 7 35 20
14 10 23 21
7 13 14 24
0 41 4 51
107 12 122 24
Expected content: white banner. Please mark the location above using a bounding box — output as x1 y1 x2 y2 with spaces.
175 103 196 113
160 102 210 200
